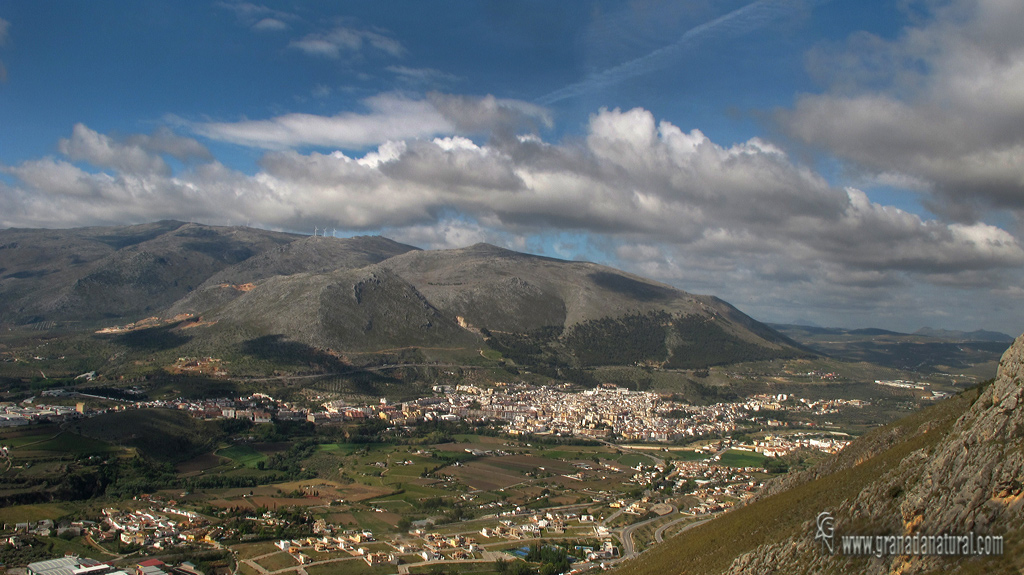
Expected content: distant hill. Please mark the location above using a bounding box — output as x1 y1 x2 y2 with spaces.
770 323 1008 374
914 327 1015 342
0 221 804 380
613 334 1024 574
773 323 1013 343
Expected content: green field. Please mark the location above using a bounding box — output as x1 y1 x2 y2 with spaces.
717 450 767 468
0 503 71 524
216 444 267 467
253 552 301 572
44 535 118 561
231 541 282 560
406 565 497 575
305 560 395 575
28 432 116 454
317 442 387 454
615 453 657 467
1 431 61 448
480 349 503 361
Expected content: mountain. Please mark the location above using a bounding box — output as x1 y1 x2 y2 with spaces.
614 335 1024 574
914 327 1015 343
0 221 803 378
770 323 1008 374
0 221 296 327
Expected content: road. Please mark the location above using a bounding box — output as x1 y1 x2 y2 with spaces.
654 514 717 543
614 504 677 559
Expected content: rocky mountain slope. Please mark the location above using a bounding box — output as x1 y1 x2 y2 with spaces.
0 221 296 325
615 335 1024 574
0 221 802 375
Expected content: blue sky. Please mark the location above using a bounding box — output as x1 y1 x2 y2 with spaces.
2 0 1024 335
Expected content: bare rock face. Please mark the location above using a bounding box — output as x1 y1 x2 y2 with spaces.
724 334 1024 575
900 335 1024 535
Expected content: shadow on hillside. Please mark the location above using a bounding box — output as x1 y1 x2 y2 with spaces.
181 240 255 264
241 335 349 372
110 324 192 351
589 271 673 302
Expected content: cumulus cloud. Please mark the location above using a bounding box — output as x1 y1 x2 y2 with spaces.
779 0 1024 221
427 93 553 137
4 103 1024 330
56 124 212 175
128 126 214 163
385 219 499 251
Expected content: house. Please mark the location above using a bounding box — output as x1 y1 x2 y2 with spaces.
137 559 167 575
420 550 441 562
363 553 395 566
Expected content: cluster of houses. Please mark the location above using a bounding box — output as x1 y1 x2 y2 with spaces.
748 433 852 457
102 507 216 550
3 518 106 546
671 458 763 513
263 509 620 569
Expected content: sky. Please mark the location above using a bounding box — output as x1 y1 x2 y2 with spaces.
1 0 1023 335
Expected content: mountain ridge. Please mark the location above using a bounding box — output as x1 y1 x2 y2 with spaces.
0 221 804 377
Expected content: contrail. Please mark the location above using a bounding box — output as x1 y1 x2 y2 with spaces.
536 0 808 106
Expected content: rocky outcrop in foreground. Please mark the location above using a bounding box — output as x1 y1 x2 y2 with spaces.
726 335 1024 574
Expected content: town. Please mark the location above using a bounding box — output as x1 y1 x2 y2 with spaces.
0 379 864 575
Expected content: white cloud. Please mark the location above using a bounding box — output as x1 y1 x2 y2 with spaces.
290 26 404 58
193 94 453 149
217 2 296 29
56 124 212 175
57 125 166 175
252 17 288 31
385 219 497 251
129 127 214 163
6 158 112 199
192 93 552 150
779 0 1024 221
5 103 1024 332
